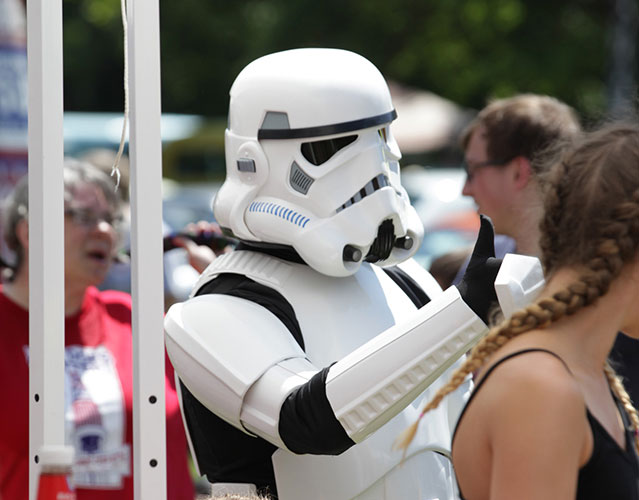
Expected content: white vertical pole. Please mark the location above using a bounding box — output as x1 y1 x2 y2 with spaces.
127 0 167 498
26 0 66 499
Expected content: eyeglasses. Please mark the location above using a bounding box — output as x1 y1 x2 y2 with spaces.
462 157 514 182
65 207 123 230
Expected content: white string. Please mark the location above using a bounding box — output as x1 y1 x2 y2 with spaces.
111 0 129 192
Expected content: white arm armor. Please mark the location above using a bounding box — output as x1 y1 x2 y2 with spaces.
165 253 544 449
165 288 483 451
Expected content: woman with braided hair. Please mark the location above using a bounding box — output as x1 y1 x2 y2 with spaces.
397 122 639 499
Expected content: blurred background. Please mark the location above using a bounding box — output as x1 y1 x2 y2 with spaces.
1 0 638 295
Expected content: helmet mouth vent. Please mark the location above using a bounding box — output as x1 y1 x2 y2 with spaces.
336 174 390 213
365 219 395 262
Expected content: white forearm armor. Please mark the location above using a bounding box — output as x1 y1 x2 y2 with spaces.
324 286 484 442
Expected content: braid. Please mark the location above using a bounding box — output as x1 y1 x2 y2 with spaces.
604 189 639 261
604 363 639 454
539 158 570 271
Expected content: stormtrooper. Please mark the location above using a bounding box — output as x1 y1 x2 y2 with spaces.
165 48 543 500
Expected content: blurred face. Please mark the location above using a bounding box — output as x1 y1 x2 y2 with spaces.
64 182 120 289
461 126 516 236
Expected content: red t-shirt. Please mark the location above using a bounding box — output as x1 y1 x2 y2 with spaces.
0 286 194 500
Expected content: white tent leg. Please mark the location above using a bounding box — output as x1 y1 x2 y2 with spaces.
127 0 167 498
26 0 66 499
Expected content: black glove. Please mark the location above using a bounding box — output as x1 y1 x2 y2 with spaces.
455 215 502 323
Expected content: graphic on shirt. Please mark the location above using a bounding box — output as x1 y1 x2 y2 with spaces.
72 398 106 453
64 345 130 489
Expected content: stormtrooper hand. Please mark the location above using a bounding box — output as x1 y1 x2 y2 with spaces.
455 214 502 323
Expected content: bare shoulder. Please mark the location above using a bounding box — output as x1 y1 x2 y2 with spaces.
479 349 579 395
454 349 591 499
479 349 590 461
478 349 585 422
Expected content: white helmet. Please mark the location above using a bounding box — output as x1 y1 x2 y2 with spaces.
213 48 424 277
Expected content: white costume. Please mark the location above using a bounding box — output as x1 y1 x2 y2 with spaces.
165 48 543 499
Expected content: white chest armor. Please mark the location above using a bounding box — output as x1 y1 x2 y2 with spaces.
194 250 467 500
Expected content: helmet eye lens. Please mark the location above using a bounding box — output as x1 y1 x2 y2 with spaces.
301 135 357 166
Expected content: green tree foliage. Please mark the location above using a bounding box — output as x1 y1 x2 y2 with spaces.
62 0 623 122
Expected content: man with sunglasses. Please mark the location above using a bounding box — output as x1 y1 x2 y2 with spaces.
459 93 639 407
460 93 581 256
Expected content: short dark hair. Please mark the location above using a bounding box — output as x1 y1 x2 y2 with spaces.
461 94 581 176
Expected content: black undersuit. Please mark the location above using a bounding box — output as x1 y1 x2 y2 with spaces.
452 348 639 500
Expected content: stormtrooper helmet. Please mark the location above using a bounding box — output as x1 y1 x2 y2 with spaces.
213 48 424 277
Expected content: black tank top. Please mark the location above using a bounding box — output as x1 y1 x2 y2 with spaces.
453 348 639 500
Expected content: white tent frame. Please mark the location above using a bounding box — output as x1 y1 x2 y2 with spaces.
26 1 167 498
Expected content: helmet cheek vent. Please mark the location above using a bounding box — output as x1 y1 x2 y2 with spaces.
290 161 314 195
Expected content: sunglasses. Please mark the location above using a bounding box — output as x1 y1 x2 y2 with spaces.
462 157 514 182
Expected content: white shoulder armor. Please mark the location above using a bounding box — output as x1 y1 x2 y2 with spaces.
495 253 545 318
164 294 309 434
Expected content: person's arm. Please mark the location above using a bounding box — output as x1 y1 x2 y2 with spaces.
481 354 590 500
169 220 233 273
